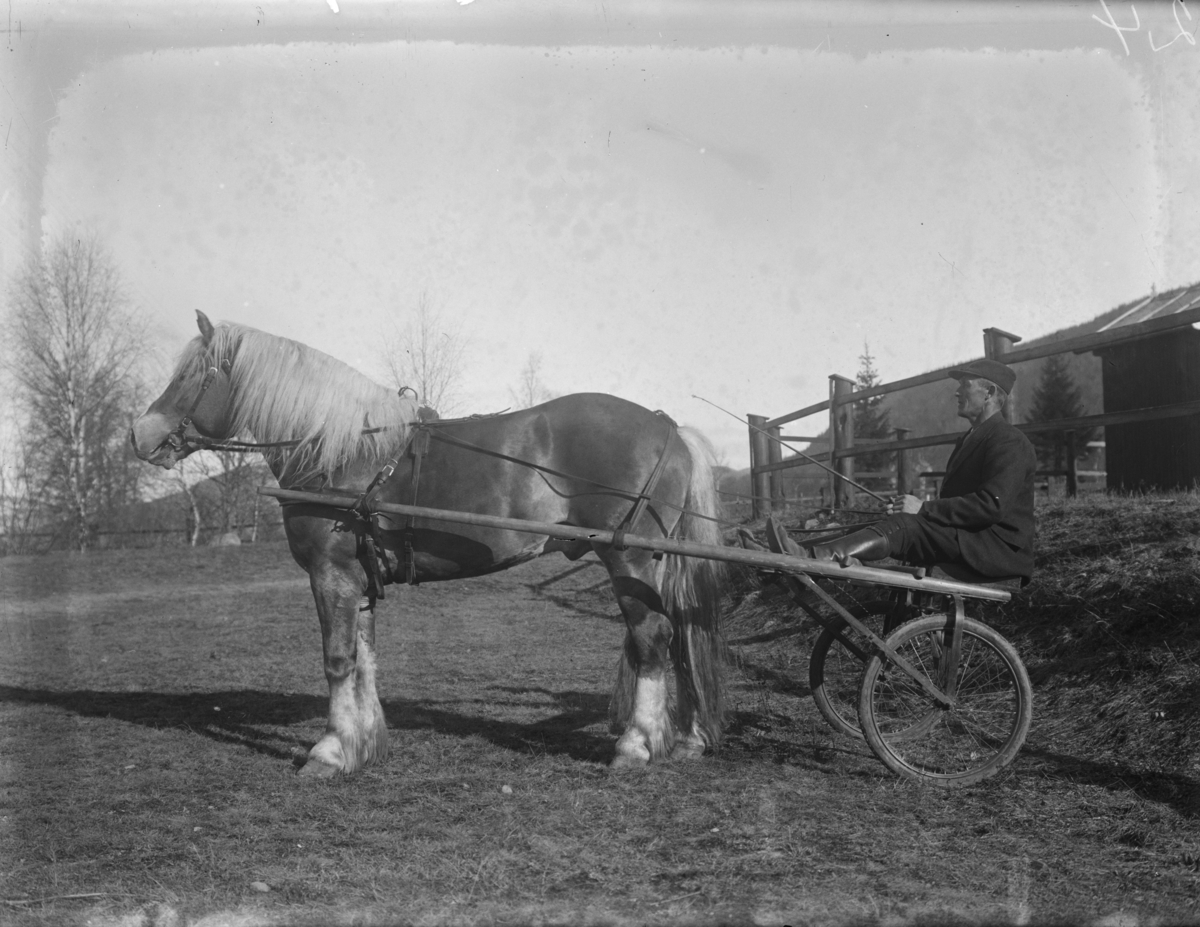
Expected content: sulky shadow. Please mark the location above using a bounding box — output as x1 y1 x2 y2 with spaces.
1018 743 1200 818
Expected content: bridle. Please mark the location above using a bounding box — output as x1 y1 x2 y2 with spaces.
156 359 230 456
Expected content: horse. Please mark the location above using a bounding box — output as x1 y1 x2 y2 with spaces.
131 311 727 777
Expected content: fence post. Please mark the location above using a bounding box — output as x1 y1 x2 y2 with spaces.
894 427 910 495
983 327 1022 423
830 374 856 510
748 414 772 519
1065 430 1078 497
768 424 784 512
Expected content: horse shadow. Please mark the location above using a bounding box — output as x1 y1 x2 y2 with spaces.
381 685 613 763
0 682 613 767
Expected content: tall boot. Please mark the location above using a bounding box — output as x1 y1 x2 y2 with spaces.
808 527 891 567
765 516 804 556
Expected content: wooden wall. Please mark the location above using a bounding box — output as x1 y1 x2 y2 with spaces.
1099 330 1200 491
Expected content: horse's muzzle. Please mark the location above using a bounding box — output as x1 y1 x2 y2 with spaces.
130 414 183 468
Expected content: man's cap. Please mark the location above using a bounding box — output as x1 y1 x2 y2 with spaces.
947 358 1016 393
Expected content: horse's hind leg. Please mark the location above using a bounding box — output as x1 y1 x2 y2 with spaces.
596 547 676 768
300 565 389 778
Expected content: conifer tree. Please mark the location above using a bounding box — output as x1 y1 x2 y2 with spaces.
854 344 892 489
1028 354 1094 470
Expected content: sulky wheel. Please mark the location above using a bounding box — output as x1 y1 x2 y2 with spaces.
809 598 936 741
857 614 1033 787
809 599 891 737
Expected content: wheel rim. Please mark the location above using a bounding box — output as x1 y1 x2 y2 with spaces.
810 599 936 741
812 623 872 737
809 598 894 738
860 617 1031 784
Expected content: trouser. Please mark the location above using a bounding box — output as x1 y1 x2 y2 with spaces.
871 513 963 566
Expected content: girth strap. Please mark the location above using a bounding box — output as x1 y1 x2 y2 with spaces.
352 423 429 597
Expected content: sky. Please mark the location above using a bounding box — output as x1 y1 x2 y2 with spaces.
4 0 1200 469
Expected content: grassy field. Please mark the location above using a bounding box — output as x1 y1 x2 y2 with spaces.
2 493 1199 926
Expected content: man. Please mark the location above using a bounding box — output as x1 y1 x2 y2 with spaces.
804 358 1037 583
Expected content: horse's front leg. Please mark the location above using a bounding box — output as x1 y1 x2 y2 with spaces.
600 549 677 768
300 563 389 778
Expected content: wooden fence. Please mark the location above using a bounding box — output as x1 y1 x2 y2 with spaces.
747 306 1200 518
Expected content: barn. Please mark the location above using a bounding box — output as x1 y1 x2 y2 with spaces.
1093 281 1200 492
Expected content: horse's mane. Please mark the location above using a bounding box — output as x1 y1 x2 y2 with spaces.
173 322 418 478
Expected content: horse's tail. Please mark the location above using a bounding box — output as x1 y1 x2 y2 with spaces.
661 427 729 749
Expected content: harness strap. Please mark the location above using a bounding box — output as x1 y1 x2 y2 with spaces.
375 424 733 530
612 414 677 552
401 425 432 586
312 411 718 596
162 366 218 452
425 430 640 503
351 423 425 599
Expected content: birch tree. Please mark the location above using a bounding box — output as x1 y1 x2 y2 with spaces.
5 233 145 550
381 294 468 417
510 351 555 408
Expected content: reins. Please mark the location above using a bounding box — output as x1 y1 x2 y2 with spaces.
168 358 739 592
415 425 732 530
208 416 737 532
179 425 396 454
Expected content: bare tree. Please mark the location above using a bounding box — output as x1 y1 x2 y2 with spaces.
0 417 54 554
5 233 146 550
381 293 468 417
510 351 555 408
201 449 268 541
143 449 274 546
169 457 206 548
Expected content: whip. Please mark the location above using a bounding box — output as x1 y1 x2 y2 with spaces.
692 394 890 504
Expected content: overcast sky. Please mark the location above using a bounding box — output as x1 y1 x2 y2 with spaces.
4 0 1200 468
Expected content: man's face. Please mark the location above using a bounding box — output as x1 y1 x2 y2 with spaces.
955 376 991 421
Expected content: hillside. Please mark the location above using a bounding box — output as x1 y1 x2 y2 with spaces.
724 302 1138 507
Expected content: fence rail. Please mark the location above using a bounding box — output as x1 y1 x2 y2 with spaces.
748 307 1200 517
0 519 287 554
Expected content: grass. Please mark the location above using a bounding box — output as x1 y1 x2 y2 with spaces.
982 492 1200 782
1 493 1200 925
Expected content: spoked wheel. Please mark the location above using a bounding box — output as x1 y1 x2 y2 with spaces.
857 614 1033 787
809 598 935 739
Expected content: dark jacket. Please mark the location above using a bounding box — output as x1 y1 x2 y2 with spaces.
920 412 1037 579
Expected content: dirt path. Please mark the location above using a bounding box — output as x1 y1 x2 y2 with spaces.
1 541 1197 925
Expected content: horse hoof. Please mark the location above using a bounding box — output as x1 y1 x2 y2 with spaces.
609 753 649 771
297 758 341 779
669 741 706 761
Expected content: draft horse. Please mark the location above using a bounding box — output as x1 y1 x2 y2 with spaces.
131 312 727 777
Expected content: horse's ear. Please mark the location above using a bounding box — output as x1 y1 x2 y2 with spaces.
196 310 215 345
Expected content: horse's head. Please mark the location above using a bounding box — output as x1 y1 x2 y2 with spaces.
131 311 237 469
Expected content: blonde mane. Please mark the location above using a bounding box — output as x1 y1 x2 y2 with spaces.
173 322 418 478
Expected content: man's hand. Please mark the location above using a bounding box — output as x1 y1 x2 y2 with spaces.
885 494 923 516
